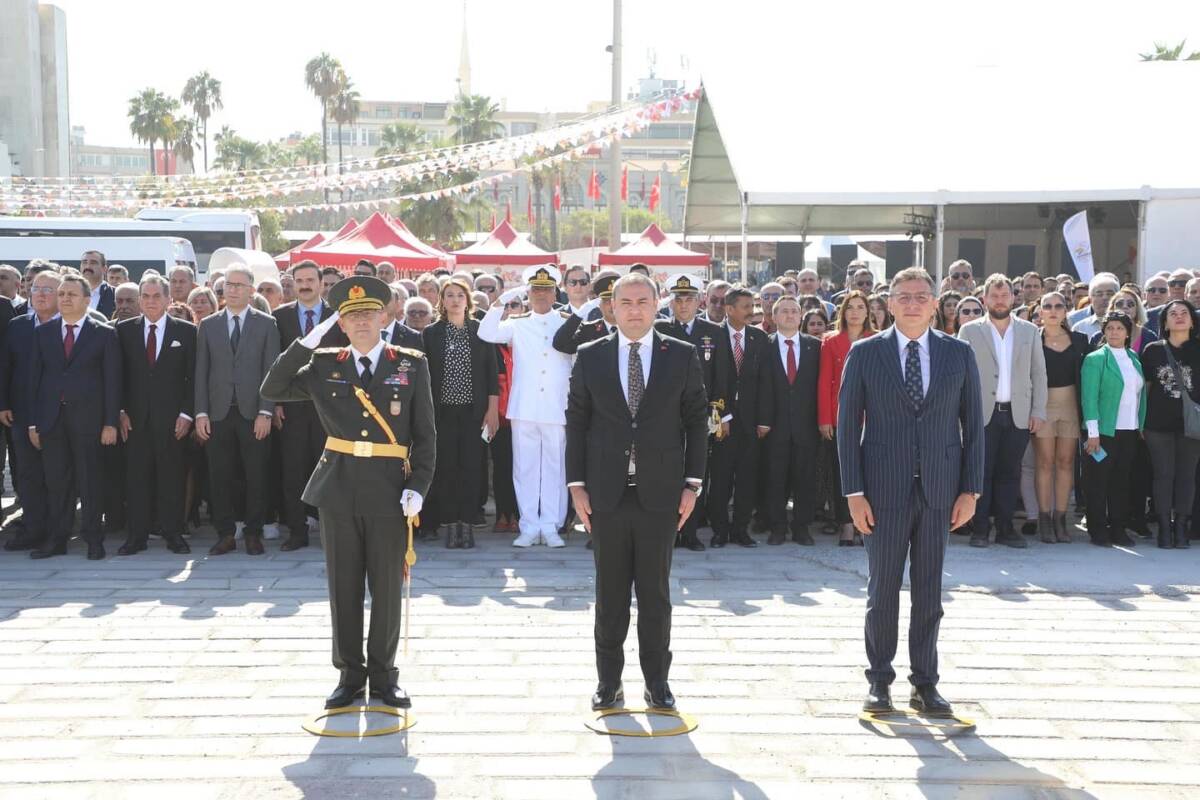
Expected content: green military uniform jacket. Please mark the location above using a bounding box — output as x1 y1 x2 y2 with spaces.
261 340 436 516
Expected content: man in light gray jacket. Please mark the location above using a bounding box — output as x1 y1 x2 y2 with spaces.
958 273 1047 549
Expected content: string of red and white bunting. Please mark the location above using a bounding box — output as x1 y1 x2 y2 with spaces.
1 89 699 216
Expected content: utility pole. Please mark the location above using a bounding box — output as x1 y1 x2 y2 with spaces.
607 0 622 254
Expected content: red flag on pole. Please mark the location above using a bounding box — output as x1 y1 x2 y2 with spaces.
527 194 534 228
649 175 661 213
553 182 562 211
505 201 512 224
587 168 601 201
620 165 628 201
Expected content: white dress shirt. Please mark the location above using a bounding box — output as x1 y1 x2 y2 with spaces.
351 340 385 377
776 331 801 370
617 330 654 404
225 306 249 338
894 327 930 397
88 284 102 310
987 318 1014 403
143 315 166 361
296 300 324 331
60 317 84 341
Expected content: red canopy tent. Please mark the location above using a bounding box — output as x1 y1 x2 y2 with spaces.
597 223 710 286
452 220 558 288
273 232 325 269
294 212 452 274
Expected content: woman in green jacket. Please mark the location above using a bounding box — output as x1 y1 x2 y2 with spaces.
1080 311 1147 547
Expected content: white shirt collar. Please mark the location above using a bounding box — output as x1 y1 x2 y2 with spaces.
777 330 800 345
62 316 85 334
143 314 166 331
298 299 323 316
895 326 930 353
350 339 386 370
617 328 654 351
226 306 249 324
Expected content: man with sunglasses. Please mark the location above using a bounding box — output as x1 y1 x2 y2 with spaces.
561 266 592 316
1070 273 1120 338
947 260 976 294
1143 274 1170 309
703 280 730 325
1146 269 1198 337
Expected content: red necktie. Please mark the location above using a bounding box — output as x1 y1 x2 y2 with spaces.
786 339 797 384
146 323 157 368
733 330 744 374
63 323 76 359
304 309 315 336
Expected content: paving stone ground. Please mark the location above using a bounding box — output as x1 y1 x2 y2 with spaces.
2 510 1200 799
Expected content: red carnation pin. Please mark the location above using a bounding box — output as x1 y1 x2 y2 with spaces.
336 349 350 362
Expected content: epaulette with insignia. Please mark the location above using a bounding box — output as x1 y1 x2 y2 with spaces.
560 310 573 319
395 346 425 359
313 347 343 356
509 312 531 319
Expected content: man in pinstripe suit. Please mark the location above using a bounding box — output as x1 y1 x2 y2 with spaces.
837 267 985 717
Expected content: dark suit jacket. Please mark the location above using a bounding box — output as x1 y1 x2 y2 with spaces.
273 301 348 350
422 319 500 422
117 315 197 431
837 327 984 510
29 316 121 435
92 283 115 319
383 320 424 351
553 312 614 355
195 308 280 421
0 314 47 426
654 316 725 403
712 322 769 432
756 332 821 444
565 331 709 513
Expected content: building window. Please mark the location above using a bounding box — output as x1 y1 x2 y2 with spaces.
510 122 537 136
377 107 392 118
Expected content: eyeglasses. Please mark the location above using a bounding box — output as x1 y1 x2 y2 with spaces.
1112 300 1136 310
708 298 724 306
224 281 252 290
480 285 498 293
504 301 523 309
407 310 431 318
761 293 781 302
1146 286 1168 294
29 286 55 295
958 306 984 317
951 272 972 280
894 293 933 306
566 278 590 287
1041 302 1066 311
854 280 873 287
1169 279 1189 288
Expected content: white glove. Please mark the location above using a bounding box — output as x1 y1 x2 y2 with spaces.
658 296 673 311
299 311 340 348
401 489 423 518
576 297 602 319
499 286 527 305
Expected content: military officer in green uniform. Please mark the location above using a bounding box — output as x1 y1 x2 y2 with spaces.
261 276 435 710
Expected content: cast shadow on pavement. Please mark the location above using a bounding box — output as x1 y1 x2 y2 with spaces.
281 713 437 798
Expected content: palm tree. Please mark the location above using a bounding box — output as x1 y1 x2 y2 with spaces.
448 93 504 145
1140 40 1200 60
171 118 196 173
304 52 343 168
127 88 179 175
376 122 428 157
294 133 323 166
181 71 223 172
330 71 361 171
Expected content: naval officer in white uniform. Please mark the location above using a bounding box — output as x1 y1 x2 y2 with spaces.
479 263 573 547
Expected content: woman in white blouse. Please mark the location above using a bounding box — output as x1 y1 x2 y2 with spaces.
1079 311 1147 548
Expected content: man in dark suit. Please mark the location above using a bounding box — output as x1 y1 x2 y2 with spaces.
553 271 620 355
261 276 436 711
194 264 281 556
654 275 725 551
381 290 424 351
272 261 349 551
80 250 116 318
756 296 822 545
116 273 196 555
0 270 61 551
566 273 709 712
28 272 121 560
838 267 984 717
705 286 769 548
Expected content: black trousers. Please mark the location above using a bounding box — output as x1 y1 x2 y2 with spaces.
206 412 269 537
490 424 518 517
125 419 187 542
591 486 677 686
431 404 482 525
973 406 1029 535
706 425 760 536
12 426 47 542
764 435 817 534
1 425 16 510
864 478 949 687
1083 429 1138 541
278 402 326 536
102 440 127 532
1144 430 1200 515
42 414 104 546
320 510 406 687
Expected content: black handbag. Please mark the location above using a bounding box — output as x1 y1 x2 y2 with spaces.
1164 345 1200 441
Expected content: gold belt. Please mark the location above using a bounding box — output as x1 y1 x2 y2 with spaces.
325 437 409 459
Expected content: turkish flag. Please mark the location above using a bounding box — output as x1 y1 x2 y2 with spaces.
553 182 562 211
620 165 628 201
587 168 601 201
649 175 661 213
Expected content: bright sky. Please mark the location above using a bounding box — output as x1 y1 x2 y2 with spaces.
53 0 1200 148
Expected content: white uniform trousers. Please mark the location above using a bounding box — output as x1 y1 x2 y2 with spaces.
511 419 567 536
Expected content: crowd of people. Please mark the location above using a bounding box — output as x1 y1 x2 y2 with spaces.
0 248 1198 560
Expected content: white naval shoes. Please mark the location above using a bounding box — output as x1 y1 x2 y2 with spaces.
262 523 281 541
234 521 245 541
542 528 566 548
512 529 541 548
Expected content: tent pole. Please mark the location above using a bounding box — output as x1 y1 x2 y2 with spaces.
740 192 749 285
934 204 946 287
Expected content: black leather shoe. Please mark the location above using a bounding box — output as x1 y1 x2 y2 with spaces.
909 684 953 717
732 532 758 548
30 542 66 559
1175 516 1192 550
644 682 675 710
863 682 893 713
968 533 989 548
792 528 815 546
1110 528 1135 547
591 682 624 711
680 532 705 552
279 535 308 552
369 683 412 709
117 538 146 556
163 534 191 554
324 683 366 709
766 530 787 546
87 543 106 560
709 532 728 549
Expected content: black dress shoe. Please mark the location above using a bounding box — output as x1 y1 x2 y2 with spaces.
680 532 705 552
30 542 67 559
279 535 309 552
325 683 366 709
243 534 265 556
591 682 624 711
732 532 758 548
838 539 854 547
1110 529 1135 547
863 681 893 713
792 528 815 546
117 538 147 556
87 543 106 561
766 530 787 546
644 682 675 710
163 534 191 554
709 532 728 549
369 683 412 709
910 684 953 717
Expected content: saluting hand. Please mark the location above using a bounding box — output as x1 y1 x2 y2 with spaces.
570 485 593 533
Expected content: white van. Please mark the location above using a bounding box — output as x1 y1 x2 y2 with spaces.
0 236 198 281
